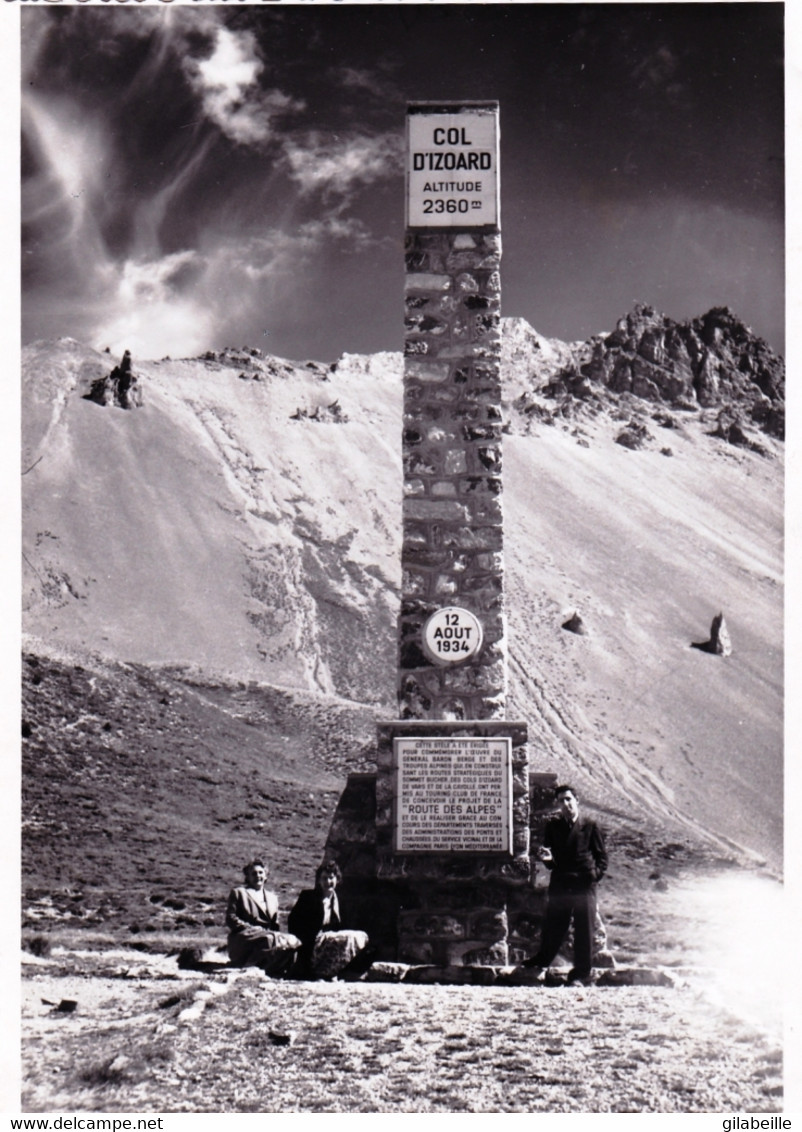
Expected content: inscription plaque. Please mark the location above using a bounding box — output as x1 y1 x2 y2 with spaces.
406 103 499 229
394 736 513 853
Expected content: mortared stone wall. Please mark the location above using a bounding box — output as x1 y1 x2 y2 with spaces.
399 229 506 721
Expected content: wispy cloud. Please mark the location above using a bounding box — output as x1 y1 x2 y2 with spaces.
92 251 214 358
43 213 385 359
282 131 404 197
632 44 683 96
22 96 110 249
236 218 376 285
333 65 399 102
183 23 304 147
24 9 305 150
297 216 376 248
21 8 405 357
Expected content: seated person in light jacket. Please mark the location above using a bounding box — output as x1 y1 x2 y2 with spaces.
288 860 373 980
226 858 300 975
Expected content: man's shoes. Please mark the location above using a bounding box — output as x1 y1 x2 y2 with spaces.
565 969 590 987
518 962 546 981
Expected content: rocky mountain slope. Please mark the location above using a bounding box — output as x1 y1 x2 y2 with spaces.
21 305 784 895
537 303 783 431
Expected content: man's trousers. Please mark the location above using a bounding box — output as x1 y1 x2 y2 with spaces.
531 879 597 977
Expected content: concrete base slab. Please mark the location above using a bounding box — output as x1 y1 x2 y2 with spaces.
404 964 499 986
359 963 691 986
363 962 410 982
594 966 684 988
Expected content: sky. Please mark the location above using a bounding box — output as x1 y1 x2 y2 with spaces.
21 3 785 364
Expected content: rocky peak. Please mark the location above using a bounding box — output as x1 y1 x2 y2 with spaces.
500 317 585 405
540 304 784 441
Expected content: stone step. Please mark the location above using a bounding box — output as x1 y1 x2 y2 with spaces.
362 962 692 987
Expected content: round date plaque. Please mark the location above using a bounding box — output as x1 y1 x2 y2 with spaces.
422 606 484 665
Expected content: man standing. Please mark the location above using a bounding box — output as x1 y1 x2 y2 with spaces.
522 784 607 986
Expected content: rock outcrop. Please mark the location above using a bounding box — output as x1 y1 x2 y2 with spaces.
692 612 733 657
290 400 348 423
513 303 784 442
561 612 586 635
84 350 143 409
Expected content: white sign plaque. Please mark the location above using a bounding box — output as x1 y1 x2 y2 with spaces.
422 606 484 666
394 736 513 853
406 104 499 228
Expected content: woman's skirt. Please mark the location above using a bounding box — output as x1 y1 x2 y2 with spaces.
311 929 370 979
228 929 300 975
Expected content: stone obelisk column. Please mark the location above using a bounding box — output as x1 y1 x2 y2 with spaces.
368 104 532 968
325 105 563 969
398 101 506 722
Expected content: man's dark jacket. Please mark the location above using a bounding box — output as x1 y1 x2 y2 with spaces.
542 815 608 887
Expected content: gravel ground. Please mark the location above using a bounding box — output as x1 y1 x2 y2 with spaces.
20 949 783 1113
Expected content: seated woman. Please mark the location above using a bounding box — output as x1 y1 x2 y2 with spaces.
288 860 373 980
226 858 301 976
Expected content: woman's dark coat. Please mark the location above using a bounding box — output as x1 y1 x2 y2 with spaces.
288 888 345 968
